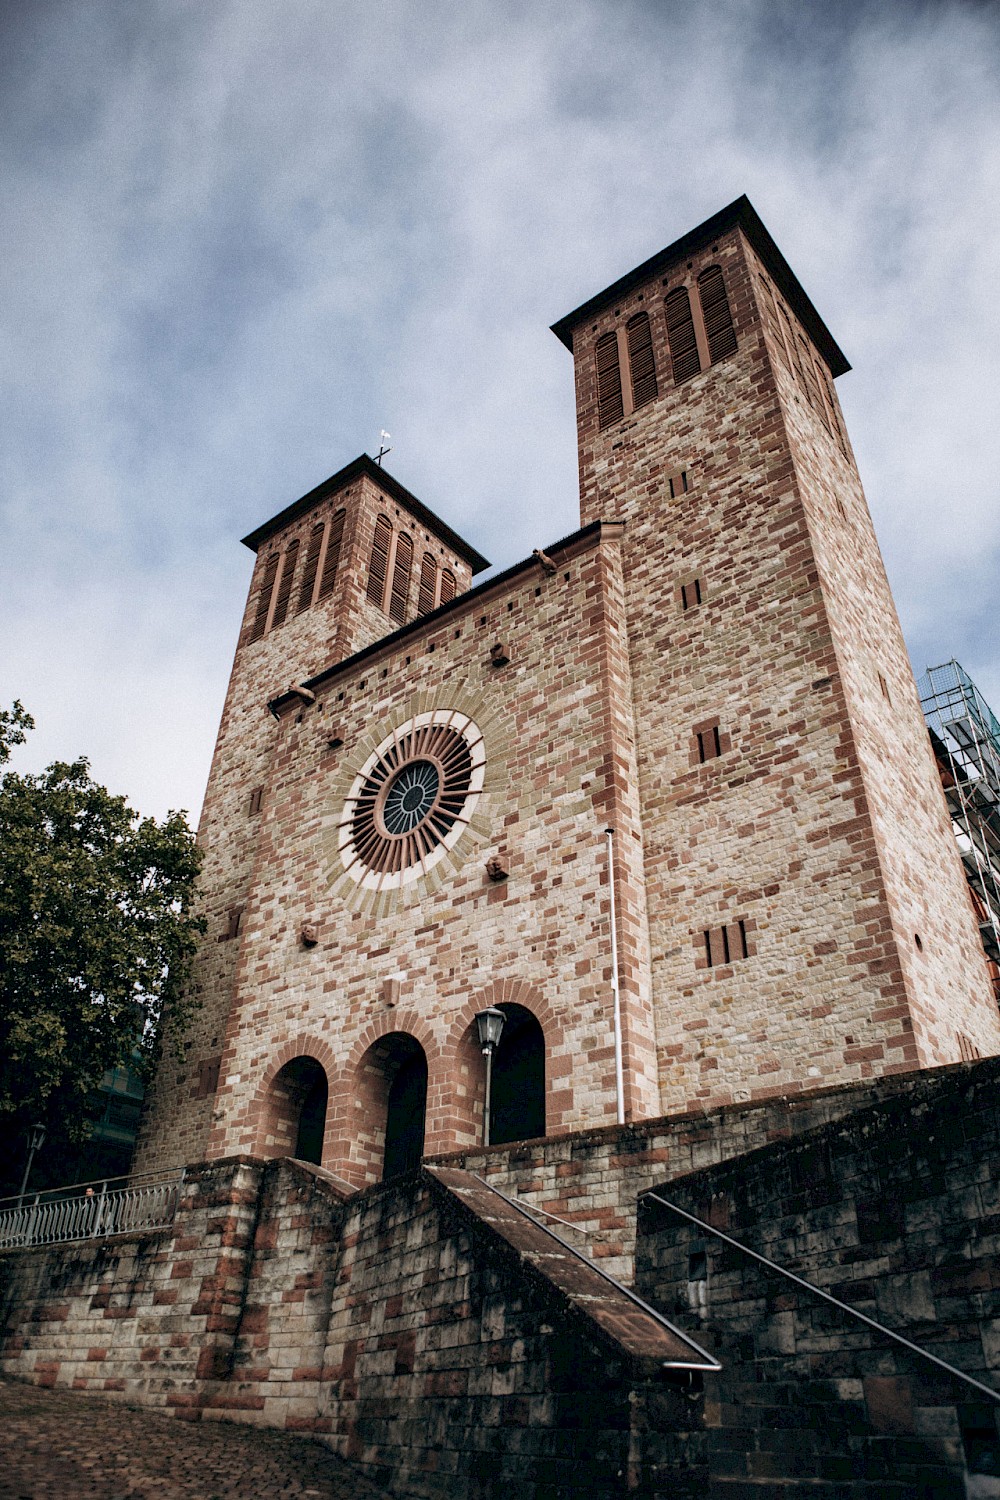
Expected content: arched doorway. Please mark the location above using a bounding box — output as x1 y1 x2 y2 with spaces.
383 1041 428 1180
490 1004 545 1145
265 1055 328 1164
355 1032 428 1182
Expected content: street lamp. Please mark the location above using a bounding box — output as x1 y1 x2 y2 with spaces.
19 1122 46 1200
475 1007 506 1148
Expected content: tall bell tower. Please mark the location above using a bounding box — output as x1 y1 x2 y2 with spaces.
553 196 1000 1109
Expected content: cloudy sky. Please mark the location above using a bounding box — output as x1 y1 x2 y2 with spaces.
2 0 998 823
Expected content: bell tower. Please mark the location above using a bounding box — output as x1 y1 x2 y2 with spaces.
553 197 1000 1109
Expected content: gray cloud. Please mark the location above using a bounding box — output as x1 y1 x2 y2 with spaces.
2 0 998 818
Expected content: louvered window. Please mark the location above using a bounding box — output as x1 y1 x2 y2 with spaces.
439 568 457 604
698 266 737 364
664 287 701 383
626 312 657 409
595 331 624 428
318 508 345 601
418 551 437 614
248 553 280 642
296 522 325 614
367 514 392 607
388 533 413 624
270 539 299 628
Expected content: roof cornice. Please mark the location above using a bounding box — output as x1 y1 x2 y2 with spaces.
550 195 850 378
241 453 490 572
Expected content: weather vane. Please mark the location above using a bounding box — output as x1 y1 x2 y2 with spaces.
375 430 392 466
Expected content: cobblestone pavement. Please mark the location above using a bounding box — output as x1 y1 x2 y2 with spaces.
0 1381 394 1499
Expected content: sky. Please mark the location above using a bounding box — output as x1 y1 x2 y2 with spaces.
2 0 999 823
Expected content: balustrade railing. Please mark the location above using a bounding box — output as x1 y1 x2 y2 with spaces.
0 1169 184 1250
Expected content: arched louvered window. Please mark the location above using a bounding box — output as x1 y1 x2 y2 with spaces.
698 266 737 365
388 532 413 624
296 522 325 614
417 551 437 615
595 331 624 428
626 312 657 409
248 553 280 643
318 508 345 601
439 567 456 604
270 539 299 629
367 514 392 607
664 287 701 383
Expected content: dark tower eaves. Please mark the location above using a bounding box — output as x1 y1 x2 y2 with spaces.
240 453 491 573
550 195 851 378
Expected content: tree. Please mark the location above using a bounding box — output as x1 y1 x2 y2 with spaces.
0 703 204 1191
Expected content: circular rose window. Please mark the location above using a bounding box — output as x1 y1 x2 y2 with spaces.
338 711 485 889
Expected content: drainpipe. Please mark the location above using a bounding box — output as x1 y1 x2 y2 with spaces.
606 828 625 1125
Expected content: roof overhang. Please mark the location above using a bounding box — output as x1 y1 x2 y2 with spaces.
550 195 850 378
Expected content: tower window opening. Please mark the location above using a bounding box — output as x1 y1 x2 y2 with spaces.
681 578 703 611
270 539 300 629
439 568 457 605
664 286 701 384
318 508 346 602
626 311 658 409
703 919 748 967
367 514 392 607
296 522 325 614
596 330 624 428
697 265 738 365
248 553 280 643
697 725 722 763
388 532 413 625
417 550 437 615
669 471 689 499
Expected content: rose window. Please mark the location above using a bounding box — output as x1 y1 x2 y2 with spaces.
338 711 485 889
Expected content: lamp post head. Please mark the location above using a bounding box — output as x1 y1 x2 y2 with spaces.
475 1007 505 1055
29 1122 46 1153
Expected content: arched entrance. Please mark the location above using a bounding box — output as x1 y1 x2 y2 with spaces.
355 1032 428 1182
263 1055 328 1164
490 1004 545 1145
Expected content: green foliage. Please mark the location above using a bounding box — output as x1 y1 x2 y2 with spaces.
0 705 204 1183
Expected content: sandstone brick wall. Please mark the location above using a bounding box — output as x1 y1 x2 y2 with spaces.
564 216 999 1114
137 464 478 1175
636 1057 1000 1495
194 523 663 1183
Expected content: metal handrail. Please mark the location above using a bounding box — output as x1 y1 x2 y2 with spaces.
642 1189 1000 1405
0 1169 185 1251
471 1172 721 1371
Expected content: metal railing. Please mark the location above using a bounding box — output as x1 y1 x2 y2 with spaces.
643 1189 1000 1405
0 1168 185 1251
471 1172 721 1372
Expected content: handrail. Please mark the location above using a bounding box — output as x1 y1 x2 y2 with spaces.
0 1165 185 1211
0 1170 185 1251
471 1172 721 1371
642 1189 1000 1405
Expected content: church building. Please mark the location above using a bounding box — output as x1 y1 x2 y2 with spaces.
136 195 1000 1187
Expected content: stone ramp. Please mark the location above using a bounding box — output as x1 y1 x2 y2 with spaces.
426 1164 718 1373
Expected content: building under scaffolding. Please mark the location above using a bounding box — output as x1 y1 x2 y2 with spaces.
919 660 1000 1004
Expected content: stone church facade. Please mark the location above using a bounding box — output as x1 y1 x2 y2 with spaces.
136 195 1000 1188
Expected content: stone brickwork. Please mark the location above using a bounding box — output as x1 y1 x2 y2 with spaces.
8 1061 1000 1496
636 1055 1000 1496
138 195 999 1192
562 200 999 1114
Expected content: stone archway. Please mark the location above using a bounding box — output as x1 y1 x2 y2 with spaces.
350 1030 430 1184
490 1003 546 1145
443 981 558 1150
256 1053 330 1164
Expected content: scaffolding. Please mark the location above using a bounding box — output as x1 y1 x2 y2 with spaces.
919 660 1000 997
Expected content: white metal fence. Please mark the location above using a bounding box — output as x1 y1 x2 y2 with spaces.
0 1170 184 1251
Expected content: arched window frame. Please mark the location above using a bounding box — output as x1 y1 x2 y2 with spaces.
318 507 346 601
248 551 280 643
626 311 658 409
417 550 438 615
595 329 624 428
388 531 413 625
